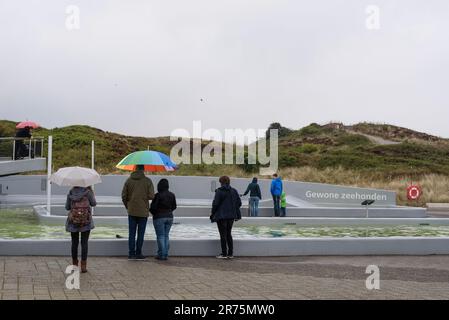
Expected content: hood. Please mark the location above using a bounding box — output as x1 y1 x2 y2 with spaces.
130 171 145 180
69 187 89 201
274 177 282 182
252 177 258 183
220 184 231 191
157 178 169 192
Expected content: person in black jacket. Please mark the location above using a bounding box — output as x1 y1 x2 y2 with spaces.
242 177 262 217
150 178 177 260
210 176 242 259
14 126 32 159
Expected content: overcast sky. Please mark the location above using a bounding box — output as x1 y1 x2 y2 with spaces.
0 0 448 141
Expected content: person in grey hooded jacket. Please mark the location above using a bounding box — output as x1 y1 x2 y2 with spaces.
242 177 262 217
65 186 97 273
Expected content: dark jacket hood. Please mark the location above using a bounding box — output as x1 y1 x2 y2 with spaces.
252 177 258 183
157 179 169 192
69 187 89 201
211 184 242 221
219 184 231 191
130 170 145 180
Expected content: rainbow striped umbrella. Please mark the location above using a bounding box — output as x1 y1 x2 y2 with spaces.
116 150 177 172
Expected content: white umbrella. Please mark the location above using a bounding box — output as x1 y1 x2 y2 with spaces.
50 166 102 187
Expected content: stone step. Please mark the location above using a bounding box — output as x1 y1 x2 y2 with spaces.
426 203 449 212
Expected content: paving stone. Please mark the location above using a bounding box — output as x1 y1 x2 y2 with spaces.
2 256 449 300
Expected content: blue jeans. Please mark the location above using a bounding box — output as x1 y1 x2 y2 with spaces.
272 195 281 217
248 197 260 217
153 218 173 258
128 216 148 256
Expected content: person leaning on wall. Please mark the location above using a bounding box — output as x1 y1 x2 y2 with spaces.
270 173 283 217
242 177 262 217
150 178 177 261
121 165 155 260
210 176 242 259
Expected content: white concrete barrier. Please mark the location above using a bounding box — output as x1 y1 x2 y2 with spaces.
2 237 449 256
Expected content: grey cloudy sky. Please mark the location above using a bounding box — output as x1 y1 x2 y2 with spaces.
0 0 448 140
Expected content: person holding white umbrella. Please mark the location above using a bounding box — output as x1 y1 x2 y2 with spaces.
51 166 101 273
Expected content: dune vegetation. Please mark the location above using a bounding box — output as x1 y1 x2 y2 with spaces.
2 119 449 206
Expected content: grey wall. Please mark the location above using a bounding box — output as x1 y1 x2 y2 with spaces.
0 158 46 176
0 174 396 206
2 237 449 256
37 204 426 218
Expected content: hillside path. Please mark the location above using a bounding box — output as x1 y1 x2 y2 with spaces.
346 130 400 145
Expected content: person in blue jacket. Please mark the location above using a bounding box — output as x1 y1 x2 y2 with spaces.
270 173 283 217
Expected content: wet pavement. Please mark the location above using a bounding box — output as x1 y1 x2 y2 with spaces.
1 255 449 300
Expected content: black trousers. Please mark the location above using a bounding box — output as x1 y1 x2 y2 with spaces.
217 219 234 256
71 231 90 261
15 140 24 158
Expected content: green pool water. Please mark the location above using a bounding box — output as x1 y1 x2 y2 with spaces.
2 208 449 239
240 225 449 238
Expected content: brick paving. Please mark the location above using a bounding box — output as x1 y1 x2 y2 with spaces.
1 255 449 300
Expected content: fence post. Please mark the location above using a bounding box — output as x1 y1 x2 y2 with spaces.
12 139 15 160
91 140 95 215
91 140 95 170
46 136 53 215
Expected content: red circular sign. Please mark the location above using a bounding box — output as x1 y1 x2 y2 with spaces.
407 185 422 200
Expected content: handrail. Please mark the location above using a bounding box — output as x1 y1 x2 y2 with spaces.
0 136 45 141
0 136 45 160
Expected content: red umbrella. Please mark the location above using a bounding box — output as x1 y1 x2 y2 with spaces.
16 121 39 129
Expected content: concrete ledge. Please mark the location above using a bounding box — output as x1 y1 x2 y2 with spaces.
2 237 449 256
33 206 439 226
0 158 46 176
427 203 449 211
34 203 427 218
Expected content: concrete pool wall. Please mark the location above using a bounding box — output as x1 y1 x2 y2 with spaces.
0 174 426 218
32 205 448 226
1 174 397 206
1 174 436 256
3 237 449 256
34 203 426 219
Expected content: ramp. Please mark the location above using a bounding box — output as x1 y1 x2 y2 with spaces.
0 158 46 176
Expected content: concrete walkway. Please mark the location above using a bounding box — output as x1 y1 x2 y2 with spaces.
2 256 449 300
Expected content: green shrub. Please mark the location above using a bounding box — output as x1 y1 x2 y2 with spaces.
336 134 371 146
298 123 322 136
298 143 319 153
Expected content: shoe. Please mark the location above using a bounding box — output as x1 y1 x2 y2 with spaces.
128 255 137 260
216 254 227 259
80 260 87 273
155 256 165 260
227 255 234 259
72 258 79 266
135 255 146 260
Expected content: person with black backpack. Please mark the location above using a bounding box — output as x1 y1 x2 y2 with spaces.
210 176 242 259
65 186 97 273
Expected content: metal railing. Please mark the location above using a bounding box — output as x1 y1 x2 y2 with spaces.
0 137 45 161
